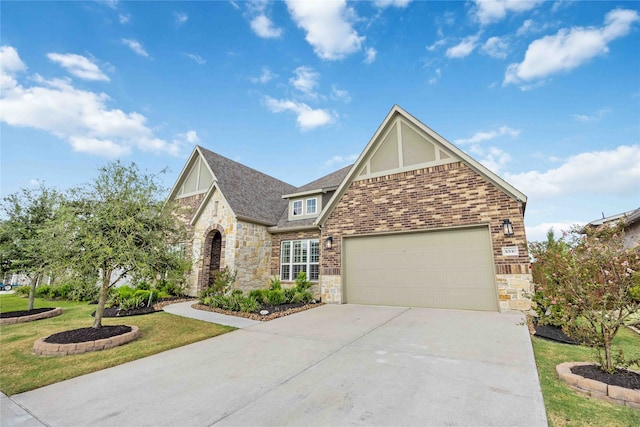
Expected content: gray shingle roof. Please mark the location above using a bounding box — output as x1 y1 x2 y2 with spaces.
198 146 296 225
294 164 353 193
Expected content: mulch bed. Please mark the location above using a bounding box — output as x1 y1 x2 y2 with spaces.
44 325 132 344
193 301 324 321
534 324 580 345
571 364 640 390
91 297 195 318
0 307 56 319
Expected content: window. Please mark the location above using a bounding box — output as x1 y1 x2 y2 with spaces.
306 198 317 215
280 239 319 281
292 200 303 216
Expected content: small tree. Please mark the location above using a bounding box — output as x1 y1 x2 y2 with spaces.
54 161 189 328
532 223 640 373
0 184 63 310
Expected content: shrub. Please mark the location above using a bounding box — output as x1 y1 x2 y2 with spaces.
199 268 237 302
269 277 282 291
119 295 145 310
294 272 311 292
283 287 297 303
267 289 285 306
134 289 158 306
35 285 53 299
135 281 151 291
66 276 100 302
248 289 266 303
239 296 260 313
15 285 30 296
292 291 313 304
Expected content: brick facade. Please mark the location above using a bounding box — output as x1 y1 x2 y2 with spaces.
320 162 532 312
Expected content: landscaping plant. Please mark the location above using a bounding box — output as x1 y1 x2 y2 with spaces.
530 222 640 373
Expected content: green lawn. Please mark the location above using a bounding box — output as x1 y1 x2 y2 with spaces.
532 327 640 426
0 294 235 395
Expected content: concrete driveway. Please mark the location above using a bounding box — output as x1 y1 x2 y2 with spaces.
10 305 546 426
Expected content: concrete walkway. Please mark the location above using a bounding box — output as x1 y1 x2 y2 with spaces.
5 304 547 427
162 301 261 328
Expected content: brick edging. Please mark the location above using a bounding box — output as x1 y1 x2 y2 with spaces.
0 307 63 325
556 362 640 408
34 325 140 356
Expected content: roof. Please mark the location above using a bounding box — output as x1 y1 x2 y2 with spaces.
198 146 296 225
585 207 640 227
294 164 353 194
316 104 529 226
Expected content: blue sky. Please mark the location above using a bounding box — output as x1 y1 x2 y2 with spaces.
1 0 639 241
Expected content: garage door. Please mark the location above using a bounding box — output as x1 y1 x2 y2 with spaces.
343 227 498 311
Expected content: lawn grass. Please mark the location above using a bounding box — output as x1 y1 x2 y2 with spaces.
532 327 640 426
0 294 235 395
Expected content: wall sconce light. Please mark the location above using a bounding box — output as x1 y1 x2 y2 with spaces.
502 219 514 236
325 236 333 249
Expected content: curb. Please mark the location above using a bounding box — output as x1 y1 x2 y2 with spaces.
33 325 140 356
0 307 63 325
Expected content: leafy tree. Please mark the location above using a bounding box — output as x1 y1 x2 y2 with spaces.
531 223 640 373
54 161 189 328
0 183 63 310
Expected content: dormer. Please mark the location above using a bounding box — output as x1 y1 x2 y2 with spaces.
283 190 323 221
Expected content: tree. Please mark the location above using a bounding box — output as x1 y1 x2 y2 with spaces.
531 223 640 372
55 161 189 328
0 184 63 310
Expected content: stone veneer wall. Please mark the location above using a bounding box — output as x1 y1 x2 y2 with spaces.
233 220 273 292
321 162 532 312
270 229 321 298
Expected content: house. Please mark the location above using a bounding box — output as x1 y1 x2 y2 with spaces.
583 208 640 248
168 105 532 312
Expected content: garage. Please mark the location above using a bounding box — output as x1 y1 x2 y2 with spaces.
343 226 498 311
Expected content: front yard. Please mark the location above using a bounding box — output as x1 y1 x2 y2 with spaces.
0 294 234 396
532 327 640 426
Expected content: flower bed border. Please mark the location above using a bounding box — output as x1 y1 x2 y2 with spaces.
0 307 62 325
556 362 640 409
33 325 140 356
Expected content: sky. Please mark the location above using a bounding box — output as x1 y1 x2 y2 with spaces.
1 0 639 242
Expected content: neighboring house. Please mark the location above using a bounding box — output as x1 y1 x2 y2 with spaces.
584 208 640 248
169 105 532 312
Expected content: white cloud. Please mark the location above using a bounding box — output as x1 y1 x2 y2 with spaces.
572 108 611 122
364 47 377 64
504 9 639 86
481 36 509 59
526 222 584 243
121 38 150 58
285 0 364 60
454 126 520 144
0 46 179 158
0 46 27 90
175 130 199 145
374 0 411 8
471 145 511 173
446 35 479 58
472 0 543 25
251 67 276 84
290 66 320 96
331 85 351 103
29 179 41 186
250 14 283 38
504 145 640 198
515 19 553 37
264 96 333 131
428 68 441 85
47 53 110 81
185 53 206 64
426 38 447 52
174 12 188 27
119 13 131 24
325 154 358 166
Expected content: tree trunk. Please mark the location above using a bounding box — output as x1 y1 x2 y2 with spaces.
92 272 111 329
27 275 38 311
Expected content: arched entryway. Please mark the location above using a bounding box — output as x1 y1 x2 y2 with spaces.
200 226 225 291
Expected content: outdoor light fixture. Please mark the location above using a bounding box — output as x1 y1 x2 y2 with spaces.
325 236 333 249
502 219 514 236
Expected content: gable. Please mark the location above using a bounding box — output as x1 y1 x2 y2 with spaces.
317 105 527 226
169 149 215 200
357 118 459 180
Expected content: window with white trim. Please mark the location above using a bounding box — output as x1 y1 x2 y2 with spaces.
280 239 319 281
306 198 317 215
292 200 303 216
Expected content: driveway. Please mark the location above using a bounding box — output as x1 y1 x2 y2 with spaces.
10 305 547 426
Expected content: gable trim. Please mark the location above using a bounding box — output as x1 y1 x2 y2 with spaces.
316 105 528 226
167 146 217 202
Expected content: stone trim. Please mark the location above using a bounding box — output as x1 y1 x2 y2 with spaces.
0 307 62 325
199 224 226 292
556 362 640 409
33 326 140 356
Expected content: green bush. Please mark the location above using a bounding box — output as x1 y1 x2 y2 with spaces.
239 296 260 313
269 277 282 291
267 289 285 306
56 283 72 300
292 291 313 304
283 287 296 303
294 272 311 292
15 285 30 296
134 289 158 305
66 277 99 302
35 285 53 299
135 281 151 291
119 295 145 310
248 289 266 303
